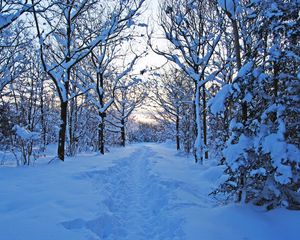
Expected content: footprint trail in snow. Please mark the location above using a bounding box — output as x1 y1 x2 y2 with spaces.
63 146 184 240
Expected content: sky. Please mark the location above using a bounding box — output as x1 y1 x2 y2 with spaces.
136 0 168 70
131 0 170 123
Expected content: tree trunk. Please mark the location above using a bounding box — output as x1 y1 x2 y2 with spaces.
237 169 245 202
232 18 247 202
40 78 46 150
98 112 105 154
97 71 105 155
231 19 242 70
232 18 248 123
58 6 71 161
57 100 68 161
68 92 78 156
176 113 180 150
194 81 203 163
120 118 126 147
202 84 208 159
273 63 279 98
68 99 74 156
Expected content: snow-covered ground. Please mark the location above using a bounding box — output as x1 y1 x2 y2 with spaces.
0 143 299 240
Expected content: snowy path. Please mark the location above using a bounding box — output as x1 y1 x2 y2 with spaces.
0 143 299 240
63 146 184 239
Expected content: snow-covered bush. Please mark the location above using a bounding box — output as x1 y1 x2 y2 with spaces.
13 125 40 165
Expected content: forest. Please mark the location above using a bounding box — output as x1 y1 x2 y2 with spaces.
0 0 299 239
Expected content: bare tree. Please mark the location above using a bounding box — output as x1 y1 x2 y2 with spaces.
149 69 194 151
109 78 147 147
32 0 145 160
149 0 223 163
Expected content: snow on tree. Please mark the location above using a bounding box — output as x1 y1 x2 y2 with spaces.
109 77 147 147
149 68 194 152
79 30 146 153
13 125 39 165
0 0 298 212
32 0 145 160
211 0 300 209
0 16 31 92
0 0 36 31
150 0 223 163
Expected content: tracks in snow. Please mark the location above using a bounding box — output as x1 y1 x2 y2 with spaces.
63 146 184 240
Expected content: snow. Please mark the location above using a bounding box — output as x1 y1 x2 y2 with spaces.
237 61 253 78
13 125 40 140
250 167 267 177
0 143 299 240
262 132 298 185
243 92 253 103
175 14 184 25
218 0 238 19
223 134 251 170
209 84 232 115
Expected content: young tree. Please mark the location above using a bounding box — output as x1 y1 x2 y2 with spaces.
109 78 147 147
150 69 194 151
